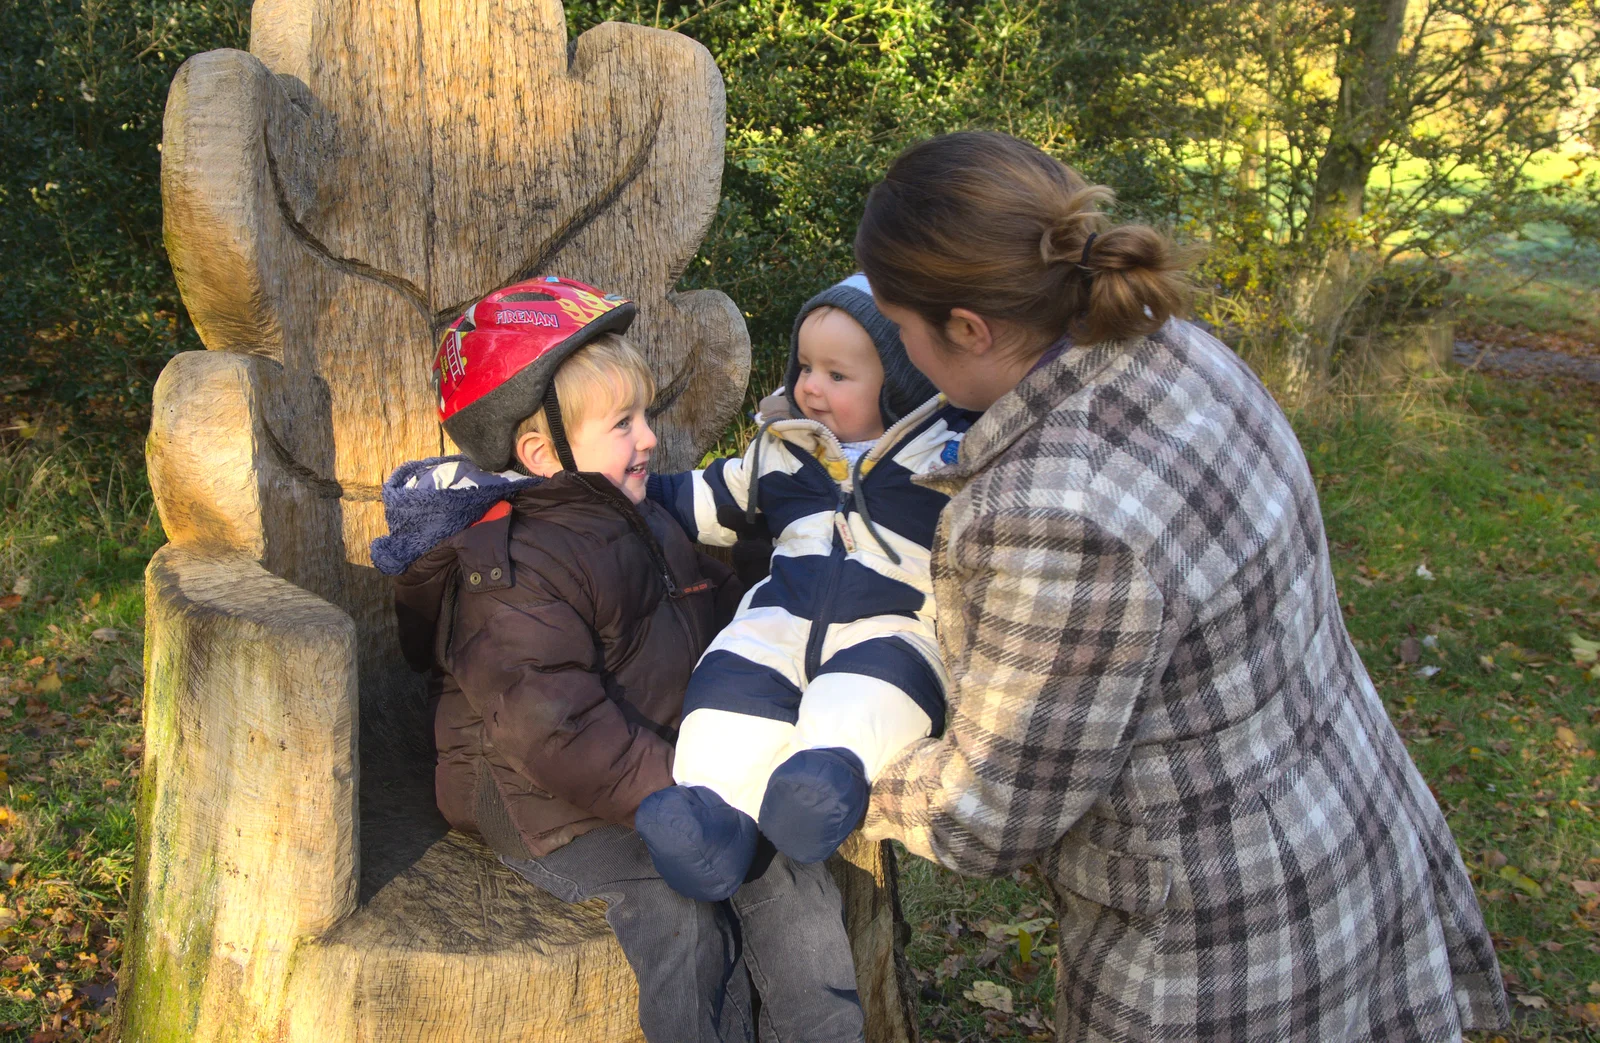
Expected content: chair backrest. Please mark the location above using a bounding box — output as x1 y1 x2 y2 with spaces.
151 0 750 729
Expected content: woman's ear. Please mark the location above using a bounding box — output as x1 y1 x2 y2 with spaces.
514 430 561 478
944 308 996 356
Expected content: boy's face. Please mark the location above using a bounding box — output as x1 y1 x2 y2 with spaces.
794 309 886 443
517 378 657 505
567 389 657 504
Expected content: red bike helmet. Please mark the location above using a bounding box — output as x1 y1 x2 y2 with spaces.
434 276 637 471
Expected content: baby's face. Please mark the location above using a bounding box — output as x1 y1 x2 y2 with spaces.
794 309 886 443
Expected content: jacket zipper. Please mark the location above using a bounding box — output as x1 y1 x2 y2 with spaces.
568 472 695 593
803 487 851 681
567 472 709 657
785 396 948 681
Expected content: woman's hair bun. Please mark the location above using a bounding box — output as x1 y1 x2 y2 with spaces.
857 131 1197 349
1037 187 1112 267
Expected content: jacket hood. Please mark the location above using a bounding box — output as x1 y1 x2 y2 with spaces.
783 273 937 429
370 456 541 576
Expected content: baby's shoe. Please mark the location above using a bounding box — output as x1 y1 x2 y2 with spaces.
759 748 870 863
635 785 758 901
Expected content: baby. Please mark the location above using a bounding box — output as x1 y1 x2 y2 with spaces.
375 277 865 1042
638 274 974 900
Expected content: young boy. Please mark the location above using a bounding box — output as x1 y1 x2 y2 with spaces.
371 277 866 1043
637 274 974 902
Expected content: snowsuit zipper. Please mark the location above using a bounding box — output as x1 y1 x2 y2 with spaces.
803 485 852 681
794 401 940 681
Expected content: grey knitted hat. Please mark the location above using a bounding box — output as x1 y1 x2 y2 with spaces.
783 273 937 429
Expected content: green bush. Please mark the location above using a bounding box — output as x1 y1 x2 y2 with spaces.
565 0 1209 400
4 0 1594 456
0 0 248 454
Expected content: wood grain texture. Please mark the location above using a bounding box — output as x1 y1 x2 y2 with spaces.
833 837 922 1043
121 545 359 1039
131 1 911 1038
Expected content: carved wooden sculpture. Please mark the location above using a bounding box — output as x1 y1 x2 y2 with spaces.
121 1 918 1039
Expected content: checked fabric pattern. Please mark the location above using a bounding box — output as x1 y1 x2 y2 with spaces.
863 320 1507 1042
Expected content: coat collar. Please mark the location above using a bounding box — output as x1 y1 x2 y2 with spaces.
922 334 1134 489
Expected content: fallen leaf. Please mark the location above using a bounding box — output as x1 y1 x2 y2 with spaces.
1486 850 1509 869
89 627 121 643
35 673 61 694
79 979 116 1009
1573 634 1600 665
1415 665 1442 679
963 980 1014 1014
1572 880 1600 896
935 953 968 983
974 942 1007 968
1400 637 1422 664
11 576 31 596
1516 993 1549 1010
0 594 20 611
1422 635 1439 649
1416 563 1436 581
1479 654 1497 672
1499 865 1544 898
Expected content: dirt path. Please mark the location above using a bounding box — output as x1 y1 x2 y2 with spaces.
1453 339 1600 383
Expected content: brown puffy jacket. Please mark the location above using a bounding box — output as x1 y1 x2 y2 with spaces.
392 469 738 858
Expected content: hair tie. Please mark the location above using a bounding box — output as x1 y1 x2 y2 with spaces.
1079 232 1099 269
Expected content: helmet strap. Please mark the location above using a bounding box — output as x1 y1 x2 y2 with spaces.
541 381 580 473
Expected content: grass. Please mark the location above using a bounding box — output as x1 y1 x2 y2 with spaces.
1448 223 1600 347
0 329 1597 1043
0 446 161 1040
896 370 1600 1042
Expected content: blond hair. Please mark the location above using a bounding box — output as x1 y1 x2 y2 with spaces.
515 333 655 444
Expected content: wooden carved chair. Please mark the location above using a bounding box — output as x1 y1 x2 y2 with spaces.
119 1 918 1038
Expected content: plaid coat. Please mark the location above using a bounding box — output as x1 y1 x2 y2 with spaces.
863 321 1507 1042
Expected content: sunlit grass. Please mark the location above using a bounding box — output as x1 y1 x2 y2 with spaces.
899 371 1600 1042
0 444 161 1039
1 367 1597 1040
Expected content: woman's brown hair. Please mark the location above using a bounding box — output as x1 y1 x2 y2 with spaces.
855 131 1194 350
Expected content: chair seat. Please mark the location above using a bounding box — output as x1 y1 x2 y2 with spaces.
277 752 645 1042
342 750 614 953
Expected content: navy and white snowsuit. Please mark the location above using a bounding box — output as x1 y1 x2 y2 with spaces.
644 393 972 889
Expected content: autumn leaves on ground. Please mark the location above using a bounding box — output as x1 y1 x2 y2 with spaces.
0 357 1598 1042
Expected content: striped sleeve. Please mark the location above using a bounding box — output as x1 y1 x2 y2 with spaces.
861 507 1167 876
647 445 761 548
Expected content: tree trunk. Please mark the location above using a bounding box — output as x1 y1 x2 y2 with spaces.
122 0 916 1038
1284 0 1410 392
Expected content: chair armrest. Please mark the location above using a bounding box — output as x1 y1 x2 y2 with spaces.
136 544 358 946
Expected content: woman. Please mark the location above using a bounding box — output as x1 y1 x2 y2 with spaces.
855 131 1507 1042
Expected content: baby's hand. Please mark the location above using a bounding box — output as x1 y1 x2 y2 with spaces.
757 390 794 421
